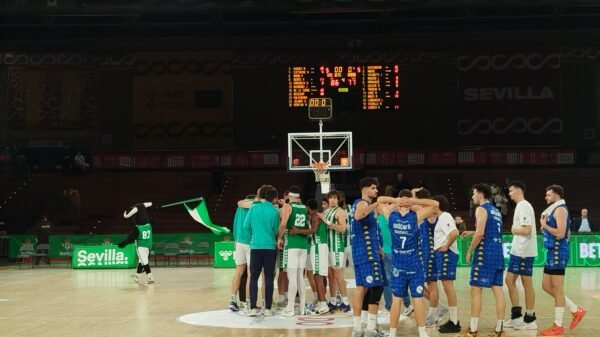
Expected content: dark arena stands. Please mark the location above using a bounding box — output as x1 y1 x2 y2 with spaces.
1 1 600 336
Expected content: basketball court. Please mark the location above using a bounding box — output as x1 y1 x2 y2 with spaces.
1 266 596 337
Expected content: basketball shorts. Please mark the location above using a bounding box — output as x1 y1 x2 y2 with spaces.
282 248 307 269
391 268 425 298
329 251 345 269
470 263 504 288
434 250 458 281
507 254 534 277
137 246 150 265
234 242 251 266
545 248 569 270
310 244 329 276
355 260 387 288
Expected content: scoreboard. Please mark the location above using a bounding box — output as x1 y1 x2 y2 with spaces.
288 65 400 111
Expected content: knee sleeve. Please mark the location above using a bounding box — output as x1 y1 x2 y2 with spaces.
143 264 151 274
369 286 384 305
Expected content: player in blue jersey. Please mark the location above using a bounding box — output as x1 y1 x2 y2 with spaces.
377 190 440 337
460 183 506 337
539 185 586 336
350 177 386 337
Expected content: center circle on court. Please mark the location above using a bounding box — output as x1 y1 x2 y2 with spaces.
177 310 355 329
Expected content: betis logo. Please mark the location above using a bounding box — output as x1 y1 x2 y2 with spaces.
76 248 129 267
61 239 73 256
102 237 112 245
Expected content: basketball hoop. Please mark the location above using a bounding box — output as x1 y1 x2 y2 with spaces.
312 161 330 194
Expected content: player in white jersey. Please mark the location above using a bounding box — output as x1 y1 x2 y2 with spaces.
504 181 538 330
430 195 461 333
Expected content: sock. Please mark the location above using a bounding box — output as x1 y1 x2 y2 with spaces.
367 313 377 330
279 294 285 302
565 296 578 313
231 294 237 302
495 319 503 332
470 317 479 332
342 296 349 305
389 327 397 336
147 273 153 280
429 306 437 316
524 310 536 323
354 316 362 331
284 292 288 300
361 310 368 324
554 307 564 327
449 306 458 324
330 297 337 305
418 326 428 337
511 306 523 319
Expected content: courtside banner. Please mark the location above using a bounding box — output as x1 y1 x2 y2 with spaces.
72 244 137 269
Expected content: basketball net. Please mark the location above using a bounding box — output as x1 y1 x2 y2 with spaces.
312 162 330 194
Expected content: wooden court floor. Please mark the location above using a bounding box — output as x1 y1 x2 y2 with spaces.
0 265 598 337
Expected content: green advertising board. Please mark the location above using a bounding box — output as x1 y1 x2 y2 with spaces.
8 232 226 259
214 241 236 268
72 244 137 269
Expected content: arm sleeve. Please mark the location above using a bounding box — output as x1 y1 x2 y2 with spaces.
118 227 139 248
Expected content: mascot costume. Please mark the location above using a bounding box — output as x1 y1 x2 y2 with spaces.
118 202 154 284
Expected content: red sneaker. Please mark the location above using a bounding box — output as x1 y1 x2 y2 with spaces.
569 307 586 330
540 324 564 336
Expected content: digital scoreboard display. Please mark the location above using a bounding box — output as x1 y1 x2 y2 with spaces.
288 65 400 111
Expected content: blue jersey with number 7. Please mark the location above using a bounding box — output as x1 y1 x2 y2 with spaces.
389 210 423 272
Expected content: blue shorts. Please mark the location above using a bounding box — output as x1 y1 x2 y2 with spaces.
470 264 504 288
508 254 534 276
545 248 569 270
355 260 387 288
391 268 425 298
423 249 437 282
435 250 458 281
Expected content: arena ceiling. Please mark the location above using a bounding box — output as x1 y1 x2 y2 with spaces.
2 0 600 42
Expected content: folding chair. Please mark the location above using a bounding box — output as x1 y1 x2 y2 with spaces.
32 244 51 268
16 243 34 269
163 243 180 267
150 242 165 267
178 242 192 267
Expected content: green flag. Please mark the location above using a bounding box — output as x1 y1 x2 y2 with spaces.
183 199 230 235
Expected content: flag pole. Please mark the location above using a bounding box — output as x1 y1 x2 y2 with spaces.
160 197 203 209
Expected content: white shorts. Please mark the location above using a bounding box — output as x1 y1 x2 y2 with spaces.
234 242 250 266
344 246 353 268
329 251 345 269
137 246 150 265
310 244 329 276
306 251 313 271
283 248 307 269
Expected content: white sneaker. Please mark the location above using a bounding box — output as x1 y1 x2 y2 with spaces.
247 308 258 317
402 305 414 317
282 308 295 317
318 303 330 315
131 274 139 283
263 309 274 317
514 321 537 330
504 316 523 328
145 278 155 284
352 329 365 337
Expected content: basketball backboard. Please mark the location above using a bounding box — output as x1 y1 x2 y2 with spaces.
287 131 353 171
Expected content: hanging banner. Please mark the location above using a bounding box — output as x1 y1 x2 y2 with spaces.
457 51 562 146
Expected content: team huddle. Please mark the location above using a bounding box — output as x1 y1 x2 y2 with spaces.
227 179 586 337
